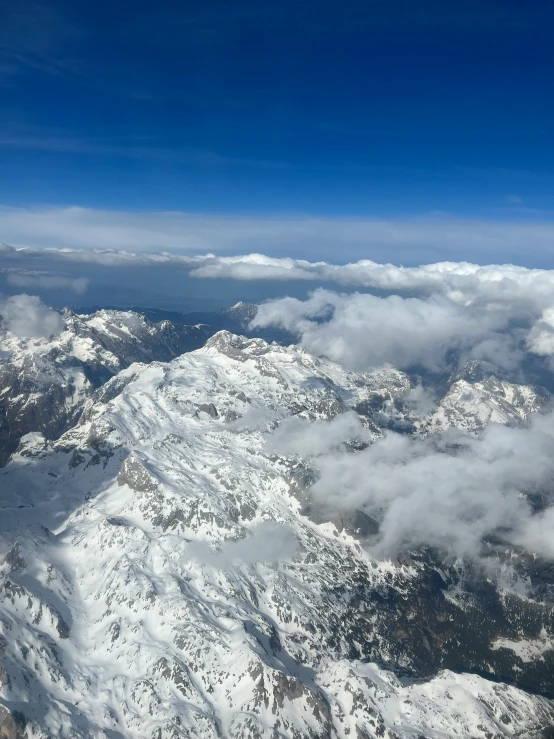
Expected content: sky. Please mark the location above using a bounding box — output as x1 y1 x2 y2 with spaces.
1 0 554 309
1 0 554 218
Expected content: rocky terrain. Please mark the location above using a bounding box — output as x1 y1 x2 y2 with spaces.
0 303 292 468
0 308 214 466
0 329 553 737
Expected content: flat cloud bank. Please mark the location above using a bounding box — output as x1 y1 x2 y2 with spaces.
2 204 554 264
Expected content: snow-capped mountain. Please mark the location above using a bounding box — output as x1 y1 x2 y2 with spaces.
422 361 550 434
133 302 293 345
222 301 260 326
0 309 211 466
1 332 553 737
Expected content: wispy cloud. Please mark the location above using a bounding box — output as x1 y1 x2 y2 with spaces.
273 410 554 560
253 289 516 372
0 131 292 170
188 521 298 568
2 205 554 265
0 2 86 83
6 272 89 294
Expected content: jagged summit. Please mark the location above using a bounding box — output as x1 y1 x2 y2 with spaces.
451 358 503 382
204 329 299 358
422 372 549 433
203 327 252 347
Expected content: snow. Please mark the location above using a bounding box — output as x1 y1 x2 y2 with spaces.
491 629 554 663
0 330 552 737
421 376 547 434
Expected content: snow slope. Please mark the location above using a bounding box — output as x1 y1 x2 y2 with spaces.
424 375 548 433
0 309 210 465
1 333 553 737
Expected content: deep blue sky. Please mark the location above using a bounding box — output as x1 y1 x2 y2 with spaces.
1 0 554 217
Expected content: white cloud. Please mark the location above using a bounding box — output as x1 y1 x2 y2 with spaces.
189 521 298 568
526 307 554 358
0 294 64 337
4 213 554 363
194 257 554 320
400 383 439 418
515 507 554 559
253 289 513 372
6 273 89 293
4 233 554 322
271 412 554 560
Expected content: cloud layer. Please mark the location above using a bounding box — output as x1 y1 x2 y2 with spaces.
6 272 89 293
253 289 518 372
269 412 554 560
6 238 554 318
2 205 554 265
6 237 554 368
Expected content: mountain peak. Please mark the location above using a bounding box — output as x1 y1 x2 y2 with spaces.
223 301 258 324
203 329 274 358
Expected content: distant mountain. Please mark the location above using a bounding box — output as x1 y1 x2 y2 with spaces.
76 301 294 343
420 360 551 434
1 332 553 737
0 302 301 467
0 309 211 466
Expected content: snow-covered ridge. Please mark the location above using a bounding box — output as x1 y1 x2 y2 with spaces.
0 308 211 465
423 373 549 434
0 332 553 737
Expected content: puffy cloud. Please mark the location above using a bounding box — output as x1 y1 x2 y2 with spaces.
253 289 512 372
6 234 554 362
5 238 554 320
398 383 439 418
190 254 554 346
515 507 554 559
6 272 89 293
0 294 64 337
526 308 554 358
189 521 298 568
190 254 327 281
3 233 554 309
271 412 554 560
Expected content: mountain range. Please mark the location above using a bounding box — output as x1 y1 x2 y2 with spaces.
0 305 553 738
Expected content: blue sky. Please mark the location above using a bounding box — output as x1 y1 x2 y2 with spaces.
2 0 554 218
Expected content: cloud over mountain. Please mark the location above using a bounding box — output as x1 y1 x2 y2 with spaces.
0 293 65 337
268 408 554 561
253 289 517 372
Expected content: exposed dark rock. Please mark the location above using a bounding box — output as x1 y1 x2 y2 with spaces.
0 705 26 739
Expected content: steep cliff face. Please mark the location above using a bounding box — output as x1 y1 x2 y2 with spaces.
0 333 553 737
